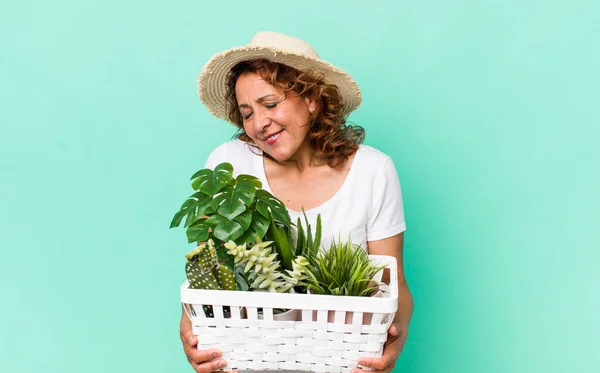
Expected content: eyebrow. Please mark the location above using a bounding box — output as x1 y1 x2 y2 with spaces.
238 94 278 109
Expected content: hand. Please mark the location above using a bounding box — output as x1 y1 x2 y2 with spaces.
352 323 407 373
180 312 232 373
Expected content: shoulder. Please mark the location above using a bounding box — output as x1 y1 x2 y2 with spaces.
206 140 260 160
204 140 262 172
354 144 394 173
209 139 257 155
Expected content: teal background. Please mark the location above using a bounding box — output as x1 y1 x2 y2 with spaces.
1 1 599 372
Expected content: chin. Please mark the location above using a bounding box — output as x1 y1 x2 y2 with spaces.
264 148 293 163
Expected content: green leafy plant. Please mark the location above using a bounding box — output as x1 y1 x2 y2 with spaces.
305 237 386 297
170 162 293 264
172 162 314 292
294 209 322 259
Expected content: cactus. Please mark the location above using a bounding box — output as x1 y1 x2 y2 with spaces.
185 240 236 318
185 239 236 291
185 244 219 290
213 264 236 290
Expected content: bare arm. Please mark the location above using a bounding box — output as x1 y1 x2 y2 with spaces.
179 232 232 372
368 232 413 334
355 232 413 373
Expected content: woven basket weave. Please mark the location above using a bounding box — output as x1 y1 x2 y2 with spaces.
181 255 398 373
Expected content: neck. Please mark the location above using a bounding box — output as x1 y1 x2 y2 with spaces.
278 141 327 173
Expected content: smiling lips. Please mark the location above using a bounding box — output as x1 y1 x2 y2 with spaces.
264 130 283 145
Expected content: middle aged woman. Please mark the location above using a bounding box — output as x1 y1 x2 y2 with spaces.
180 31 413 373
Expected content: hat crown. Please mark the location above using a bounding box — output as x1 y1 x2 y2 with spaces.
248 31 320 58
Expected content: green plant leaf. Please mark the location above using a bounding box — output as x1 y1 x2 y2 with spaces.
170 209 186 229
304 237 384 296
170 192 212 228
234 266 250 291
216 179 256 220
236 174 263 189
209 186 231 211
256 189 291 226
236 230 256 245
268 218 293 271
186 218 210 243
217 199 246 220
233 179 257 207
304 210 313 257
185 197 214 228
204 214 228 227
191 163 233 195
295 217 304 256
250 211 270 240
314 214 322 253
234 210 253 231
255 200 270 219
213 219 244 242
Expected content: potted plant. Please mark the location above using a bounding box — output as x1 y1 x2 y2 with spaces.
304 237 388 324
173 163 399 371
171 162 320 318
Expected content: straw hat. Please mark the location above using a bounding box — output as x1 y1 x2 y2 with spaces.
198 31 362 124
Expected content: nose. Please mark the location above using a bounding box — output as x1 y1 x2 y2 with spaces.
253 106 271 134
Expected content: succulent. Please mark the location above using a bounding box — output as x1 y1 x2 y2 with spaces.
185 239 236 291
224 240 307 293
305 237 386 297
279 256 309 292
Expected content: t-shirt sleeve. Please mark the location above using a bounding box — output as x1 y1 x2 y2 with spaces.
366 157 407 241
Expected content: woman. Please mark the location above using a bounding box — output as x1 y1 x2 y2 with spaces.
180 31 413 373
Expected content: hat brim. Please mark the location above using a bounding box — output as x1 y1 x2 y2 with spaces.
198 46 362 124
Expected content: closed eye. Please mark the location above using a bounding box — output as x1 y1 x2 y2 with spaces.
242 102 277 121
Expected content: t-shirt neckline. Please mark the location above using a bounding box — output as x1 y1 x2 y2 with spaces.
254 146 362 215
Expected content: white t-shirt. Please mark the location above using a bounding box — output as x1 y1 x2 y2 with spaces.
204 140 406 251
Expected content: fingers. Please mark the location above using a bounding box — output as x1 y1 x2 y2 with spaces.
357 357 390 372
189 356 228 373
179 317 229 373
184 345 227 373
357 334 401 373
388 323 400 337
180 326 225 370
186 347 223 365
187 333 198 347
179 327 197 346
352 368 378 373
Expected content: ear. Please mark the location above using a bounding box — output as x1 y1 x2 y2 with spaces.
304 97 316 113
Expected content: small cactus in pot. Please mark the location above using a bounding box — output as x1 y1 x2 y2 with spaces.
185 239 236 291
184 239 236 317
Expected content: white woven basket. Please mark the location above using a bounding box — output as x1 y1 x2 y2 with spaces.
181 255 398 373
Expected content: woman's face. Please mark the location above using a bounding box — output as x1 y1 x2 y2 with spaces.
235 72 315 163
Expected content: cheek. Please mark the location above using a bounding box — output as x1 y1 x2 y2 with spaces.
241 122 255 137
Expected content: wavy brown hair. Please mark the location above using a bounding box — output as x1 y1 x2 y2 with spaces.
225 59 364 167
